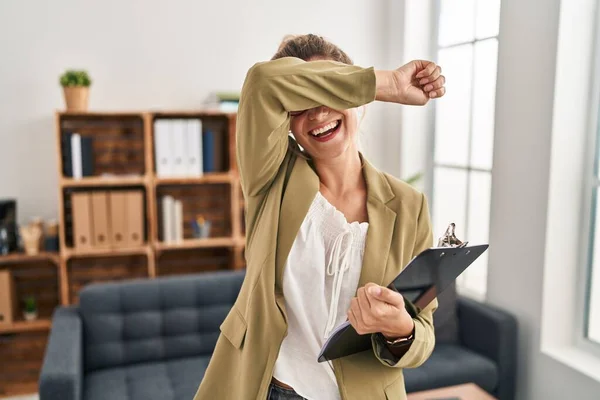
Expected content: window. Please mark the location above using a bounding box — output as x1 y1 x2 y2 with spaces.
586 94 600 345
431 0 501 298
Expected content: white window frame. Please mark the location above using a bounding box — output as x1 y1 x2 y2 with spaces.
429 0 500 300
576 1 600 357
540 0 600 382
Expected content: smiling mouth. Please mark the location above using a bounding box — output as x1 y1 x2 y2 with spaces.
309 119 342 138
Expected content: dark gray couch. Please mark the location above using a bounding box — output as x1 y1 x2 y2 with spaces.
39 270 517 400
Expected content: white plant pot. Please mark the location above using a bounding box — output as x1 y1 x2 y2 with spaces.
23 311 38 321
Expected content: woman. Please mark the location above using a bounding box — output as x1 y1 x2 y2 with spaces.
194 34 445 400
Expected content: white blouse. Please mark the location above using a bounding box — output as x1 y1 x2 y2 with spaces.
273 191 369 400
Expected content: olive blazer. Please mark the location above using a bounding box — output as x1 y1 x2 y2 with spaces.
194 57 437 400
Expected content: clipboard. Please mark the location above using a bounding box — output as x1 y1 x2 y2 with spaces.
317 244 489 363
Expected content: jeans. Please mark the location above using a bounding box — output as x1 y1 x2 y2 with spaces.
267 383 307 400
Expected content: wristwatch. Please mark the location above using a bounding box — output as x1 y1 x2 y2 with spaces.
378 330 414 347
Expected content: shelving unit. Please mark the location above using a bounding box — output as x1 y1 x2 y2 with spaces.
0 109 246 398
0 252 60 398
53 109 244 296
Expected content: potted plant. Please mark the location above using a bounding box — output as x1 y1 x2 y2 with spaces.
59 69 92 111
23 295 38 321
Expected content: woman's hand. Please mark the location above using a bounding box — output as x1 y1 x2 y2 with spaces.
375 60 445 106
347 282 415 340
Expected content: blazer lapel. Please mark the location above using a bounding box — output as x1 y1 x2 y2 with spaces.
357 157 397 290
276 155 319 292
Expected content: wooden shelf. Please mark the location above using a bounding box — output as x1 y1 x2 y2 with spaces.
154 237 239 251
0 319 51 334
58 110 145 117
155 172 233 185
63 245 150 259
61 175 147 187
150 109 237 118
0 252 60 266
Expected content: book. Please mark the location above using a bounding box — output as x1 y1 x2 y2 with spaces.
203 130 216 172
174 199 183 242
162 195 174 242
61 132 73 177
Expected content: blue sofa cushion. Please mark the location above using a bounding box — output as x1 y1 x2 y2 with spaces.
79 271 244 372
404 344 498 394
84 355 210 400
433 282 460 344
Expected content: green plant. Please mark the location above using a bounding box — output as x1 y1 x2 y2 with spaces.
23 295 37 313
404 171 423 186
59 70 92 87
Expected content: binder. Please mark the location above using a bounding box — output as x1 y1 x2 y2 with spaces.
81 136 95 177
91 191 111 249
174 199 183 242
109 191 128 248
186 119 203 176
71 192 94 249
0 270 17 326
213 131 225 172
317 244 489 363
162 195 175 242
62 132 73 177
171 120 187 176
154 119 172 177
125 191 144 246
71 133 82 179
202 130 215 173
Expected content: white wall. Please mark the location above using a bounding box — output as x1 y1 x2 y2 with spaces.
488 0 600 399
0 0 389 225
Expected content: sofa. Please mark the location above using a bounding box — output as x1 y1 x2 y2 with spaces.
39 270 517 400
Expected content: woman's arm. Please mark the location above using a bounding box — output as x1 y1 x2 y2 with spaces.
236 57 446 197
371 194 438 368
236 57 376 197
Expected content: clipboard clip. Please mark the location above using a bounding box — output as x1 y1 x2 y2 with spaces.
437 223 468 248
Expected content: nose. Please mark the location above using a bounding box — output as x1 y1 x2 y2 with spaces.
307 106 330 121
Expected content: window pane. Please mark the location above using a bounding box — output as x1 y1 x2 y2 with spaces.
588 188 600 343
470 39 498 170
438 0 476 47
475 0 501 39
459 171 492 296
467 171 491 243
458 251 488 297
435 45 474 167
432 167 468 243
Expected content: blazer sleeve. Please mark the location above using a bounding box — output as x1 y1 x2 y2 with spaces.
236 57 376 197
372 193 438 368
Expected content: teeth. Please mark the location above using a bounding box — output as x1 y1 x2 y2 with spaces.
310 121 338 136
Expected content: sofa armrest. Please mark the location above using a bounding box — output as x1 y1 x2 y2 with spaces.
39 307 83 400
457 297 518 400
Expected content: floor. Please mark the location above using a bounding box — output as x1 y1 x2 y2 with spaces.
3 395 38 400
